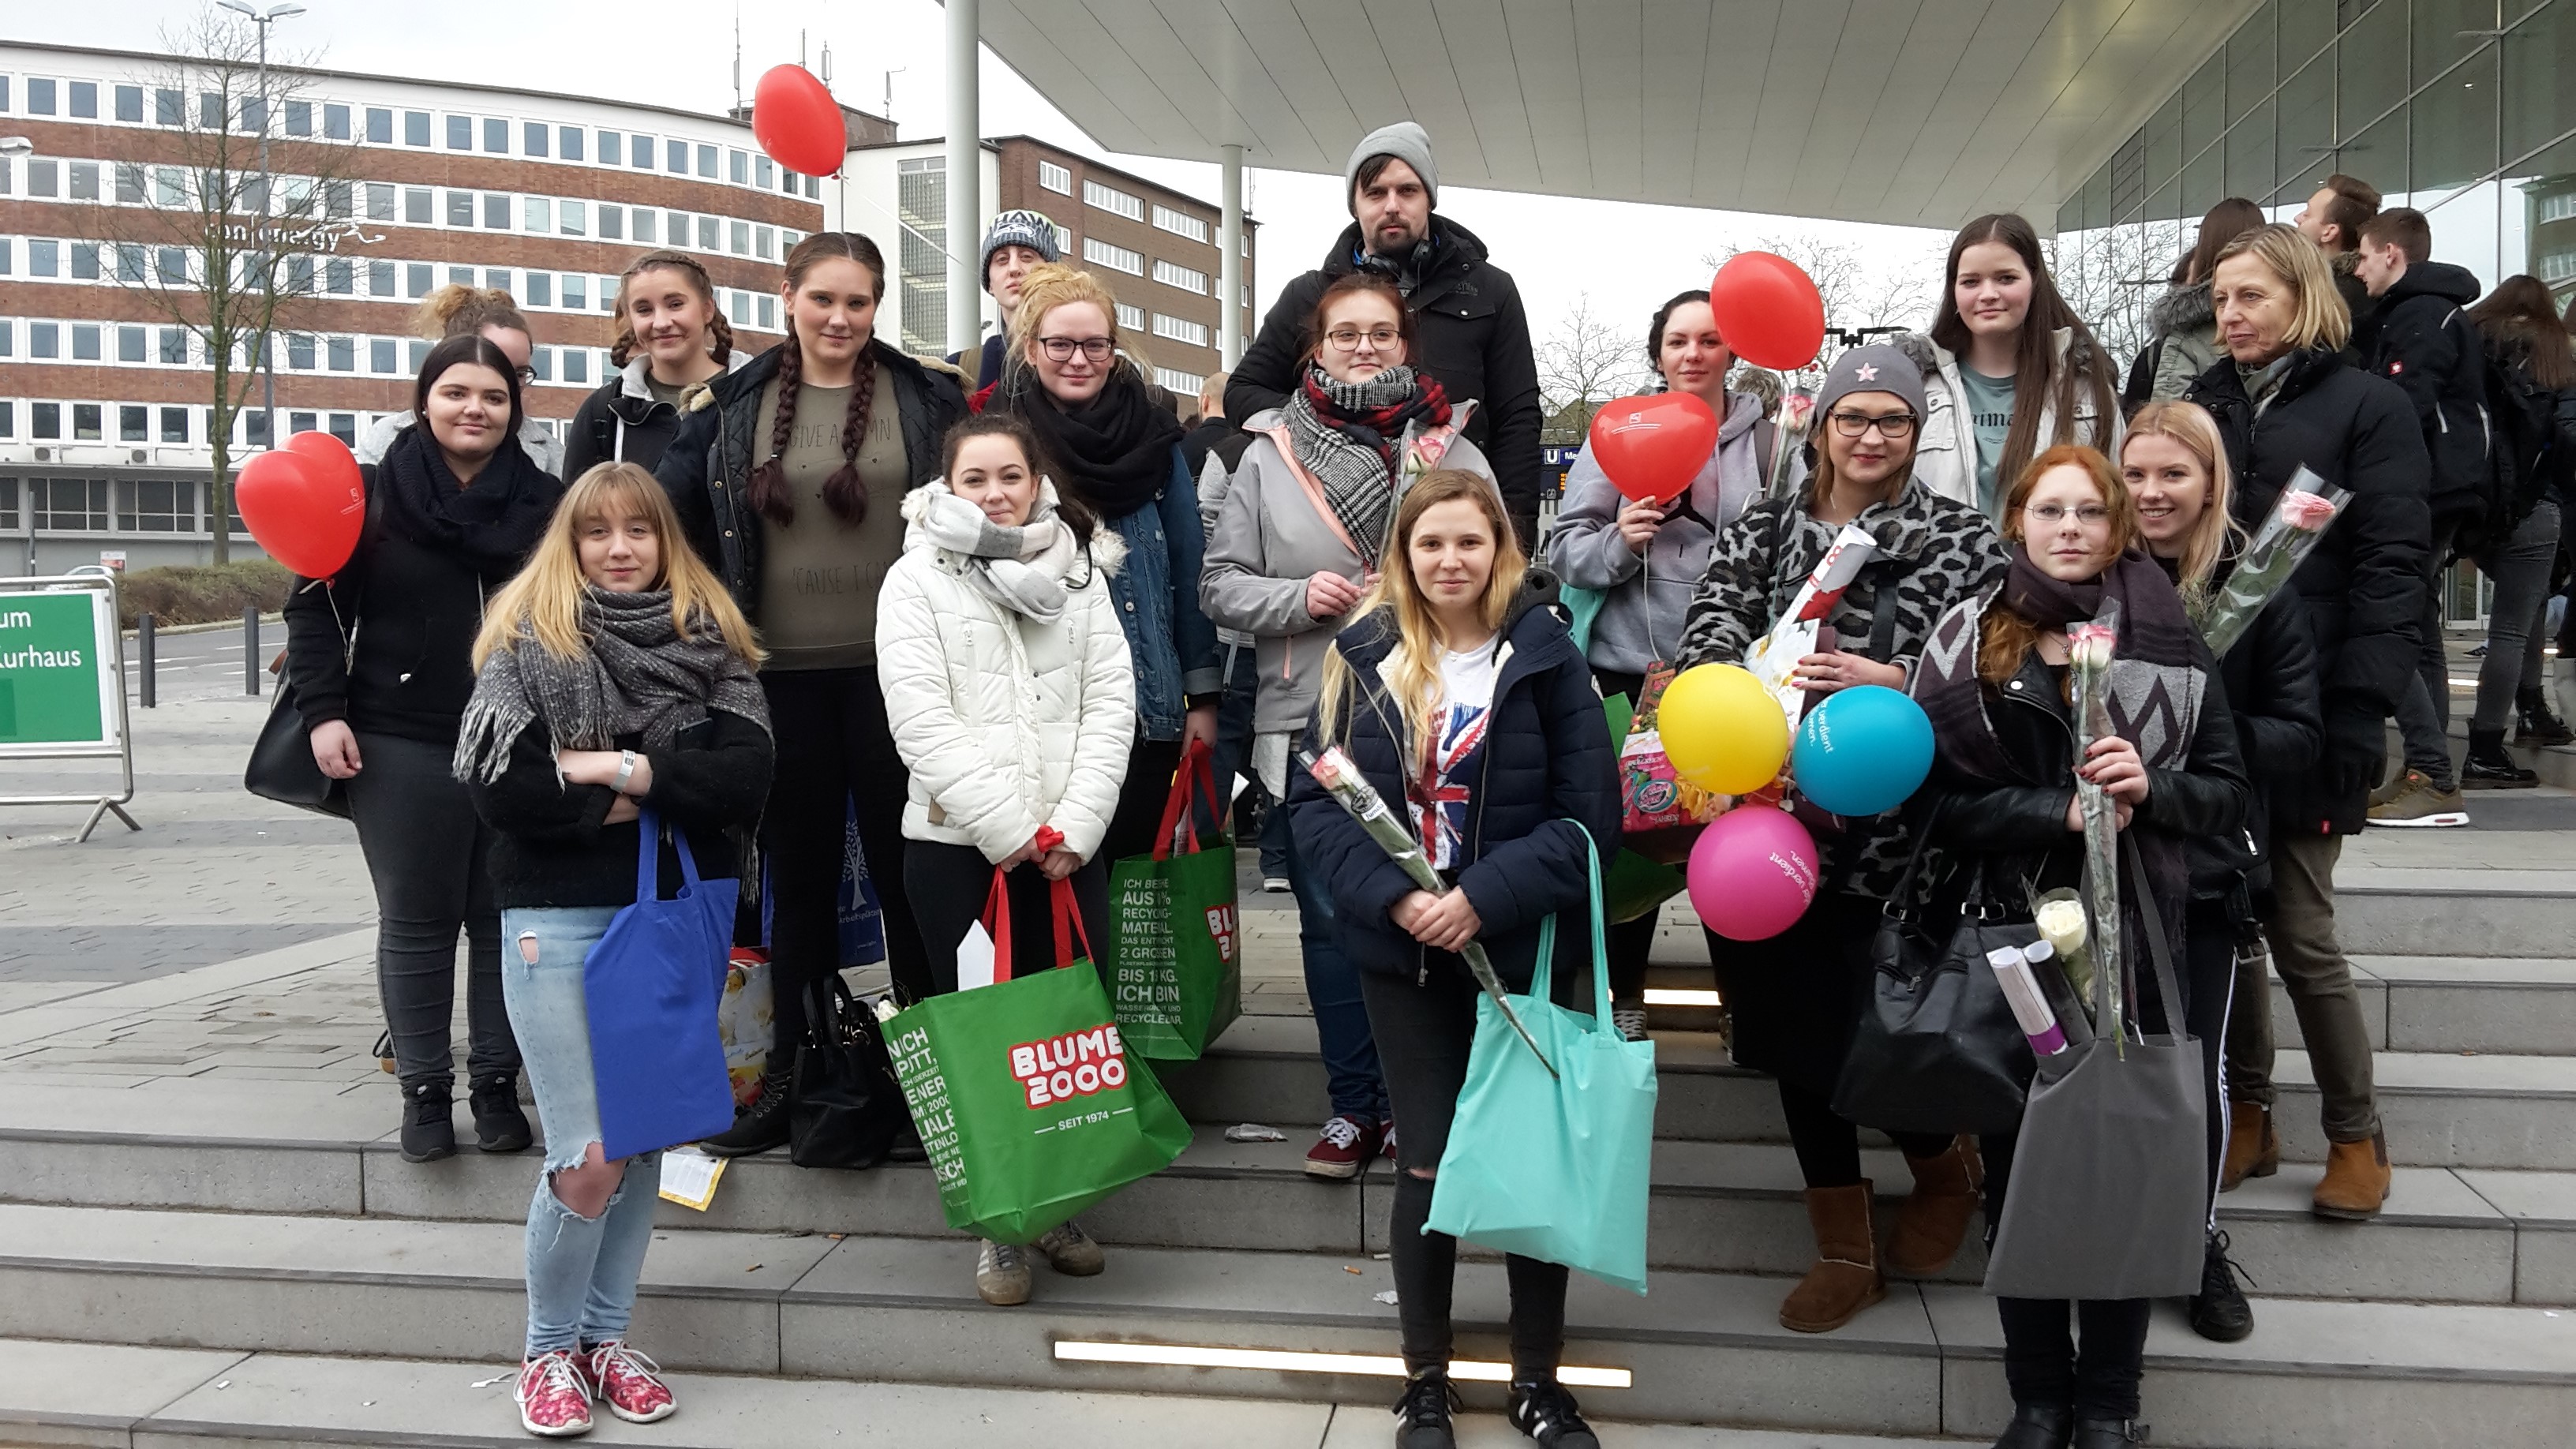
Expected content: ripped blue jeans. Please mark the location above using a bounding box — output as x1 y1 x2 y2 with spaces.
502 905 661 1358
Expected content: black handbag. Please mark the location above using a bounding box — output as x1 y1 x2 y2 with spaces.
1831 806 2039 1136
245 673 350 817
787 975 915 1170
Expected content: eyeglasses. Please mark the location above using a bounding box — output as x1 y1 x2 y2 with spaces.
1037 335 1115 364
2024 504 2113 526
1324 326 1402 351
1826 410 1916 439
515 365 538 386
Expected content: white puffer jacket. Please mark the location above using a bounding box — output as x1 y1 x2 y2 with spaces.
875 485 1136 865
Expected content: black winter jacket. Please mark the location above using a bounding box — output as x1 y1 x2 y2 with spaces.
467 712 773 910
1228 216 1544 551
2188 346 2430 834
653 340 967 618
2353 261 2491 525
2215 586 2323 899
1921 639 2249 966
1288 572 1622 986
564 356 738 481
280 457 555 745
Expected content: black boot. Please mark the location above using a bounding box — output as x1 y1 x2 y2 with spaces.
698 1050 795 1157
2517 688 2574 747
399 1076 456 1163
2188 1229 2255 1342
2459 728 2539 789
2071 1421 2147 1447
1992 1402 2074 1449
469 1073 533 1153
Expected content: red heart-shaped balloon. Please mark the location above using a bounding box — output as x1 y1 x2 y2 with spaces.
238 441 365 578
1710 252 1827 371
753 65 845 178
1587 391 1719 504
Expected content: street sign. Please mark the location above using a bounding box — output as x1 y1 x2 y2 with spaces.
0 571 139 841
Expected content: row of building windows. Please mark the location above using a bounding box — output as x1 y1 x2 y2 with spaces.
2 232 787 334
0 474 223 534
0 400 580 459
1 154 809 268
0 319 620 391
0 71 822 200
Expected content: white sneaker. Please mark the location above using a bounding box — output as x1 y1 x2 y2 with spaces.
975 1240 1032 1305
1262 875 1292 893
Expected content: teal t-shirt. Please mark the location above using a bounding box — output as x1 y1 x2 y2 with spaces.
1958 366 2017 518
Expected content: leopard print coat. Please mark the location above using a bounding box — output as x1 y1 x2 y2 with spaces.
1673 480 2005 901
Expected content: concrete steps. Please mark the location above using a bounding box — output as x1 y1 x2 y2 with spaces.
0 1204 2566 1447
0 1336 1986 1448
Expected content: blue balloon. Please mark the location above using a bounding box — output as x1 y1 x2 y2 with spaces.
1792 685 1934 818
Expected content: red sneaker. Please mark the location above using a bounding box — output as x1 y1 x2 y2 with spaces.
1383 1118 1398 1162
1304 1114 1382 1180
515 1350 593 1437
584 1340 676 1424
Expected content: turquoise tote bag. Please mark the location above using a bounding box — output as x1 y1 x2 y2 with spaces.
1425 829 1658 1294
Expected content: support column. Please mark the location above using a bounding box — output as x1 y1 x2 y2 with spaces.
944 0 982 355
1219 144 1245 367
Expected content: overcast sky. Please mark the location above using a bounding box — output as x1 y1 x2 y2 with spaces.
19 0 1954 377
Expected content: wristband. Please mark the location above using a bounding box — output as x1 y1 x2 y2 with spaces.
612 750 636 794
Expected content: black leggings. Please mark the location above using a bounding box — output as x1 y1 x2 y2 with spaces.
760 668 930 1041
1358 961 1570 1379
901 839 1111 996
1593 668 1654 1001
1780 1079 1950 1187
2182 900 2240 1227
345 729 516 1083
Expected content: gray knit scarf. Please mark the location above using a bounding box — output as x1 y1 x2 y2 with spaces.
906 479 1094 623
1286 363 1428 558
452 587 769 785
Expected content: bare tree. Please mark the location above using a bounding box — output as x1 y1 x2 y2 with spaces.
2046 219 2184 377
84 8 367 562
1537 292 1651 445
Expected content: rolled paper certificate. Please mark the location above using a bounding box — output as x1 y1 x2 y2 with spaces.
1986 944 2068 1056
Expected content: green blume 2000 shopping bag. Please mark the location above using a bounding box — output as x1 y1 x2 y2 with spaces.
1108 739 1242 1059
883 866 1193 1245
1425 829 1659 1294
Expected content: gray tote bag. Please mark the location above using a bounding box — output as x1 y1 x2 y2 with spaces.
1982 837 2208 1301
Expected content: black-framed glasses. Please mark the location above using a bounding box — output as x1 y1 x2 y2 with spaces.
1324 326 1402 351
2024 503 2113 526
1826 410 1916 439
1037 335 1114 364
515 365 538 386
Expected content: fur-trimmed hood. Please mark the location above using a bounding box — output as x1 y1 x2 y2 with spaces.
2149 281 2215 340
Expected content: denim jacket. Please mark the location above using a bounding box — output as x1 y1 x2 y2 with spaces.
1099 447 1223 740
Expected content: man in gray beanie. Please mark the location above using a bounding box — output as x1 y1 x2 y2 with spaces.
950 208 1063 389
1227 120 1544 551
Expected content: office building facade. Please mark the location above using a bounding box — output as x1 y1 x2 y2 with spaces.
0 41 824 572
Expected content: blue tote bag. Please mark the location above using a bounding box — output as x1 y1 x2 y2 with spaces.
1426 829 1658 1294
586 810 740 1160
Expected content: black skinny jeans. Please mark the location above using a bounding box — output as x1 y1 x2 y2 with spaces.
1357 960 1570 1380
1593 668 1656 1002
344 729 518 1083
901 839 1111 996
761 668 930 1042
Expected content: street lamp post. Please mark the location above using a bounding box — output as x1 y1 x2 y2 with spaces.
216 0 304 453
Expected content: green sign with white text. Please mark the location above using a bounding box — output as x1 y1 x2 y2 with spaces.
0 593 108 747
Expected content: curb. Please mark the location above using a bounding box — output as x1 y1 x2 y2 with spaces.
121 612 283 641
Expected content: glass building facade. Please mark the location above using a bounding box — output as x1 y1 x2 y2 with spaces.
2061 0 2576 301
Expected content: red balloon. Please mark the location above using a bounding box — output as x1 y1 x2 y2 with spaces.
1587 392 1718 504
238 443 365 578
1709 252 1827 371
283 429 363 509
753 65 845 178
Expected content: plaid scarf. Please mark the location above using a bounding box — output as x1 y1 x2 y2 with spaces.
1286 362 1451 560
452 587 769 784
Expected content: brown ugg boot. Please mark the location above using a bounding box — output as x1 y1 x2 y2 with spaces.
1780 1182 1885 1333
2221 1101 2278 1192
2312 1128 2392 1220
1885 1136 1983 1276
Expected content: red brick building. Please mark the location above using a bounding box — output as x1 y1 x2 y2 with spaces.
1 41 825 571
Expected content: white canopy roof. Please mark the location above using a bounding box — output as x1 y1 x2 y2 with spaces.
974 0 2245 229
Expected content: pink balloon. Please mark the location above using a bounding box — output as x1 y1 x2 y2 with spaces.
1687 805 1820 942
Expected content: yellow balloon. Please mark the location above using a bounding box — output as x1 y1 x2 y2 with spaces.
1657 663 1790 795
